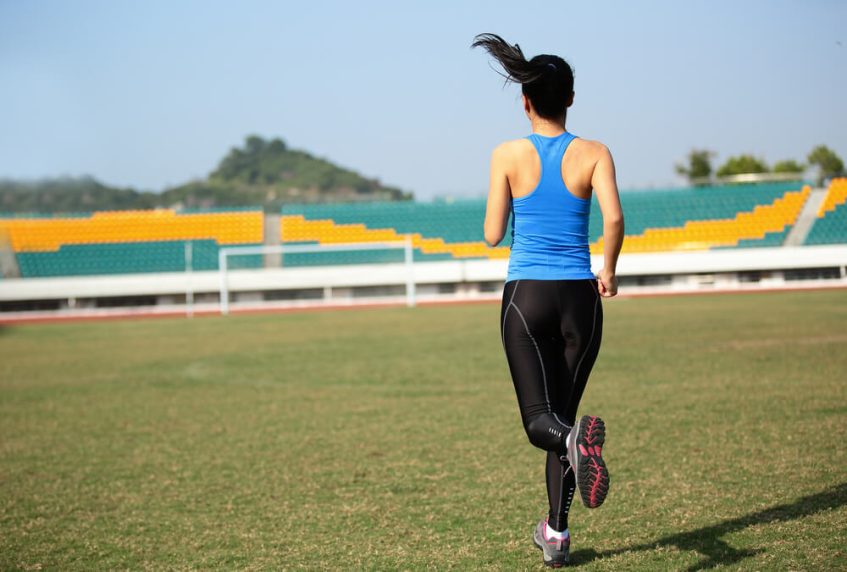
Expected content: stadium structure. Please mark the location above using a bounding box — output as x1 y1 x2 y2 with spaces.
0 179 845 320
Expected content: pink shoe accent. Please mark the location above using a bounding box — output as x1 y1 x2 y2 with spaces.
542 518 569 546
584 416 600 444
587 459 606 507
579 444 589 456
595 445 602 457
543 517 554 543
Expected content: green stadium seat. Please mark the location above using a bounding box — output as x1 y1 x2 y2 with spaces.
16 240 263 278
805 202 847 245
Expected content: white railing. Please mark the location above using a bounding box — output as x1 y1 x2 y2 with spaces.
217 240 416 315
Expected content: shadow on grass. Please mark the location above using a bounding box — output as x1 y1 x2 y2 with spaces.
571 482 847 570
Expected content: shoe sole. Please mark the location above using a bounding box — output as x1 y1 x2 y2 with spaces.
570 415 609 509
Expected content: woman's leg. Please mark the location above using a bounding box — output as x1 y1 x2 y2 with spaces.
546 279 603 529
557 280 603 426
546 450 576 531
500 280 574 455
501 279 604 531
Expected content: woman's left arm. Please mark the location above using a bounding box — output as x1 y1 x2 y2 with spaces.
484 144 512 246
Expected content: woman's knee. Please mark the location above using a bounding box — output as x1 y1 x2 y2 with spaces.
524 412 568 452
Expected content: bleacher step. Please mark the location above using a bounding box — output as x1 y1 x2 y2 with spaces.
0 229 21 278
784 188 828 246
263 214 281 268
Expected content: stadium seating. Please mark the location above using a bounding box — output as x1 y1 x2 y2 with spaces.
0 209 262 251
2 182 840 278
605 185 809 253
280 201 508 263
282 183 810 259
805 178 847 245
0 209 263 277
15 240 260 277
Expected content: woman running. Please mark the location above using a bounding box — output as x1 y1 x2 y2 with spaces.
473 33 624 567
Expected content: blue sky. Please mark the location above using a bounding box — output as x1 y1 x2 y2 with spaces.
1 0 845 199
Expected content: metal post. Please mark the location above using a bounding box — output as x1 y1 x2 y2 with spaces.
185 241 194 318
219 249 229 315
405 237 415 307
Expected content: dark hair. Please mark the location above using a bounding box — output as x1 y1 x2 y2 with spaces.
471 33 574 120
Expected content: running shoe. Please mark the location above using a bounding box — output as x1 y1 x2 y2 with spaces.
566 415 609 508
533 518 570 568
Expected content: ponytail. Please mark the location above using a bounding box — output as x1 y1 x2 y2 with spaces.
470 33 547 84
472 33 574 120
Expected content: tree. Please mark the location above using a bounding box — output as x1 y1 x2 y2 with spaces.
772 159 805 174
716 154 768 178
244 134 266 156
675 149 714 185
807 145 844 185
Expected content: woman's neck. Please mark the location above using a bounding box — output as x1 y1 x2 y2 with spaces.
530 115 566 137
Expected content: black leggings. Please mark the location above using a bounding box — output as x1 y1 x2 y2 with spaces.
500 279 603 531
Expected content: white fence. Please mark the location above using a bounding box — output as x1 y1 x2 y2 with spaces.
0 245 845 318
217 241 416 315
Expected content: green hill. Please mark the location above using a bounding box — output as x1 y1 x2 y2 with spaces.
0 135 411 213
0 177 157 214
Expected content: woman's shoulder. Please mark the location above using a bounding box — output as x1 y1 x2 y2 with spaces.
568 138 614 173
491 138 536 163
570 137 611 156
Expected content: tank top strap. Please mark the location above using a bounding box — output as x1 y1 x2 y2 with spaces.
552 131 577 158
526 132 577 187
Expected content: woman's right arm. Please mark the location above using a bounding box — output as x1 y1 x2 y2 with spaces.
592 145 624 297
484 144 512 247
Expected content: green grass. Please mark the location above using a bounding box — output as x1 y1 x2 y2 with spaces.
1 290 846 570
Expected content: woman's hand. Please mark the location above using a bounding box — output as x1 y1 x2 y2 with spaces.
596 267 618 297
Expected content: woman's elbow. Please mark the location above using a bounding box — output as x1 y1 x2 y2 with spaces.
484 227 503 247
604 213 624 231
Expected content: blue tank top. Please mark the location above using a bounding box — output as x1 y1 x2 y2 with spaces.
506 131 595 282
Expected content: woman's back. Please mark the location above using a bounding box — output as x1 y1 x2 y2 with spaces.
498 133 607 201
505 131 594 282
486 127 621 296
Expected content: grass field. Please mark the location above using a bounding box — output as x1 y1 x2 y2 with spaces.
1 290 846 570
